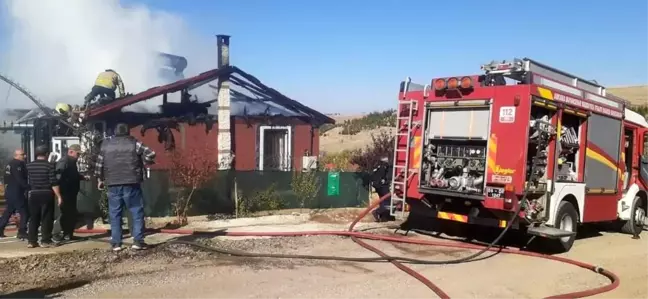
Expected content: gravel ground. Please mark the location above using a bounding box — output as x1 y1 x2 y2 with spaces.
0 218 646 299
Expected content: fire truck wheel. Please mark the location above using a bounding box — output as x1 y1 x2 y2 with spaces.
620 196 646 236
550 201 579 253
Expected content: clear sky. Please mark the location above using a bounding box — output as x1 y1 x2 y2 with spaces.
2 0 648 114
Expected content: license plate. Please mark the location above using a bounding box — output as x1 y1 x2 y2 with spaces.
486 186 505 198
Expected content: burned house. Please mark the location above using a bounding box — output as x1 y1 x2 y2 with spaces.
0 35 334 172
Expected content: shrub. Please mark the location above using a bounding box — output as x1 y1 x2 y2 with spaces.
167 145 219 226
236 183 285 216
318 150 359 171
350 130 395 172
291 170 322 210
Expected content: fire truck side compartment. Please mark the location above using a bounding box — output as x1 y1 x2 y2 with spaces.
584 114 622 191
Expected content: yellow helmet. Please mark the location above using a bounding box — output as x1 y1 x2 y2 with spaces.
55 103 71 114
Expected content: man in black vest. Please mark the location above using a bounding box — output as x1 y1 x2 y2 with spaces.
54 144 88 242
95 123 155 251
0 149 29 240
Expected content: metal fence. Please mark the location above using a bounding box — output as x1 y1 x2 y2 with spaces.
77 170 371 218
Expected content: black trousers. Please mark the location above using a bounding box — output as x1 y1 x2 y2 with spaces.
59 192 79 237
0 190 28 236
28 190 55 244
84 85 115 106
373 185 392 215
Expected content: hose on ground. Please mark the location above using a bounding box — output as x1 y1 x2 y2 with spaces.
165 193 618 299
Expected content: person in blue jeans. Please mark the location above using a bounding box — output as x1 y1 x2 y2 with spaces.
95 123 156 251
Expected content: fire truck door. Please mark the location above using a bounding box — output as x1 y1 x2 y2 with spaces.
639 131 648 186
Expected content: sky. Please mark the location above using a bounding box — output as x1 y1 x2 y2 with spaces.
0 0 647 115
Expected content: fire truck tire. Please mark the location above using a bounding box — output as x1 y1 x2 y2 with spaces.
620 196 646 236
548 201 579 253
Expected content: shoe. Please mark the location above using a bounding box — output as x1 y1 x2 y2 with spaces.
39 242 56 248
112 244 123 252
53 234 64 243
0 233 7 239
131 241 148 250
16 234 27 241
27 243 39 248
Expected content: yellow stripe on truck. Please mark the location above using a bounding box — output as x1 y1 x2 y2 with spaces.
412 136 422 169
537 87 554 100
586 148 623 179
487 134 497 173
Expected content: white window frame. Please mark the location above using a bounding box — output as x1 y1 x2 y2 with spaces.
258 125 292 171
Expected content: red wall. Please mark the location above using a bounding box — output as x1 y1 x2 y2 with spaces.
130 118 319 171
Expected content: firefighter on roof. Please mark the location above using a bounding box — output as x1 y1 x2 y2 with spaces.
84 69 125 107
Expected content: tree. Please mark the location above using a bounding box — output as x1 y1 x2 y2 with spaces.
167 144 219 226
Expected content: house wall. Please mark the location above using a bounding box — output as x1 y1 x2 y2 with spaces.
130 123 219 170
232 118 318 171
129 118 319 171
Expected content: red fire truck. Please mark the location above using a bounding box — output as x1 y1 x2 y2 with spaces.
392 58 647 252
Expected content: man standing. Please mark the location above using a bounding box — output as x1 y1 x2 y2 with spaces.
84 69 125 107
0 149 29 240
370 156 395 222
95 123 155 251
54 144 87 242
26 146 63 248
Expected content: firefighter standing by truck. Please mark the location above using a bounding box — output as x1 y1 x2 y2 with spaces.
371 156 395 222
0 149 29 240
84 69 125 107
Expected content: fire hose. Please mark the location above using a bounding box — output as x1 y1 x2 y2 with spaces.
2 192 620 297
42 192 619 299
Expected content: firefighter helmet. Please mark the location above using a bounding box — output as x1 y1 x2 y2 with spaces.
55 103 71 114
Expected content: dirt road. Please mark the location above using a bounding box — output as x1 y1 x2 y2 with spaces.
23 229 646 298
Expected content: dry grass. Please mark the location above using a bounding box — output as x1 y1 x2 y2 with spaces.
608 85 648 106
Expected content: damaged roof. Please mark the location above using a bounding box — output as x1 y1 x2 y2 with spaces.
87 66 335 125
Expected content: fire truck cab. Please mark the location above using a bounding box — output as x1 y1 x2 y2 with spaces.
393 58 647 252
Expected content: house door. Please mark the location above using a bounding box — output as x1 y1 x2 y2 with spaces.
259 126 292 171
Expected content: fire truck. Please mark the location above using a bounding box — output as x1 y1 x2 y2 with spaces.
392 58 647 252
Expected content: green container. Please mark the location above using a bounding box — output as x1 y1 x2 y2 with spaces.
327 172 340 196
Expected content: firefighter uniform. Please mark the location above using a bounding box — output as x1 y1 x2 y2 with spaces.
84 69 125 106
0 157 30 239
370 158 395 222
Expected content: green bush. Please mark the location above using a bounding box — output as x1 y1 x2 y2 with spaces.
236 183 285 216
291 170 322 210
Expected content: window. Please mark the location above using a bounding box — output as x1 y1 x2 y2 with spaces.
643 132 648 157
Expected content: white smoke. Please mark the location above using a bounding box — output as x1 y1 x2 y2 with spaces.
0 0 218 113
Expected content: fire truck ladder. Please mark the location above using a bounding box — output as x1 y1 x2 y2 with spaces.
390 77 420 219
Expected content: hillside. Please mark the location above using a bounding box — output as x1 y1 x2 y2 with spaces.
608 85 648 106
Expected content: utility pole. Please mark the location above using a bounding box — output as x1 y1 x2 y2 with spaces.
216 34 233 170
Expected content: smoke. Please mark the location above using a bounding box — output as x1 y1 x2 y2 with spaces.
0 0 218 114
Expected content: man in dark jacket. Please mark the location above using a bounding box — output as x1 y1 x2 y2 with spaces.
95 123 155 251
53 144 88 242
0 149 29 239
371 156 395 222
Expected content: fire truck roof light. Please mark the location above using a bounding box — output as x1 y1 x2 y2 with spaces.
433 78 446 91
447 77 459 89
460 76 472 89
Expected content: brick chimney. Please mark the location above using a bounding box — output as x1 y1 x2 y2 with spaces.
216 34 233 170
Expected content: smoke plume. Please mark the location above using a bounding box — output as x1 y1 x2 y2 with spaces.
0 0 217 114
